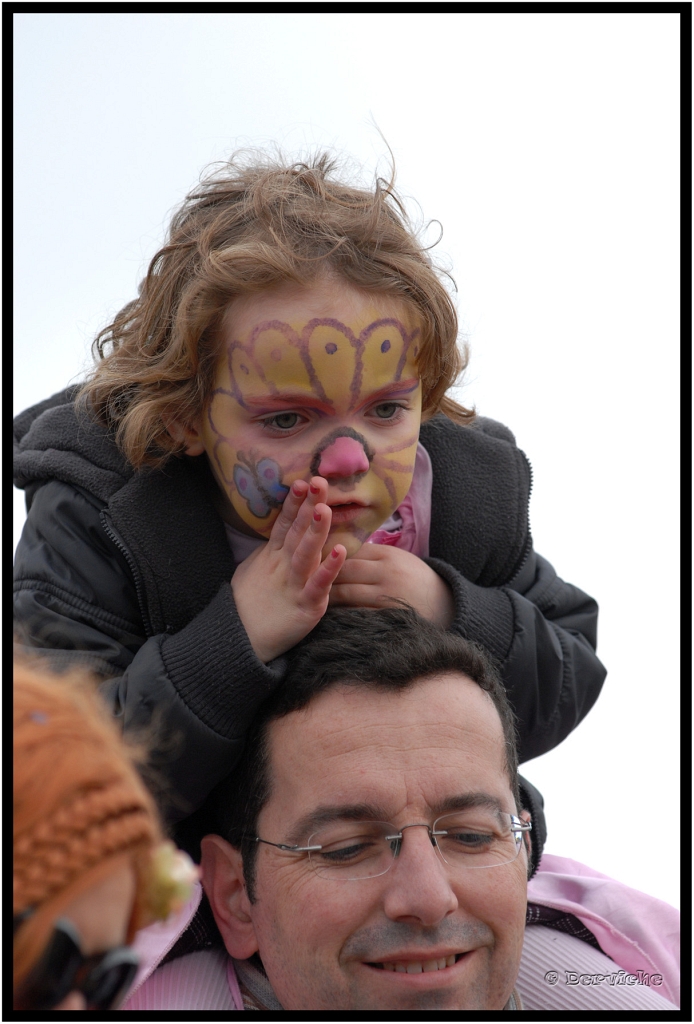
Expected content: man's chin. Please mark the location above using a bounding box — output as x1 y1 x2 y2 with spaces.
276 975 509 1013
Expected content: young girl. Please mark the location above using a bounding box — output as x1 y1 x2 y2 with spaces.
14 152 605 826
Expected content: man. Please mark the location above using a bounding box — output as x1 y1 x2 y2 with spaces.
123 610 679 1012
202 607 530 1011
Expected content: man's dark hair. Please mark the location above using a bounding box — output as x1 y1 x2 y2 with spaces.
209 606 519 902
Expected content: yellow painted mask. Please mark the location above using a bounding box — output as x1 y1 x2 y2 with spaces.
196 281 423 557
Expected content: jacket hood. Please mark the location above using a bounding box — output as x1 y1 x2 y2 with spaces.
420 415 531 588
14 387 133 505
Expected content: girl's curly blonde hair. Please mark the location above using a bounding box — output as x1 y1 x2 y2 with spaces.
80 151 473 470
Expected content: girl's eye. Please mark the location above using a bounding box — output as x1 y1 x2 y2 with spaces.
266 412 301 430
373 403 401 420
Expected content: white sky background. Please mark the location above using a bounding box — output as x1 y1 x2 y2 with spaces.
14 13 680 908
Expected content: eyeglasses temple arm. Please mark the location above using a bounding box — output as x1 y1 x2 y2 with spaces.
244 836 322 852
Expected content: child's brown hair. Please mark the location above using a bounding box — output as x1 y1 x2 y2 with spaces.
80 151 473 469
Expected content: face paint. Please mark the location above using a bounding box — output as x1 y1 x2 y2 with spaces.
197 280 423 557
309 428 374 486
233 454 290 518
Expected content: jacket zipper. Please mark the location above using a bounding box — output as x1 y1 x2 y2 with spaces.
100 510 154 637
507 453 534 585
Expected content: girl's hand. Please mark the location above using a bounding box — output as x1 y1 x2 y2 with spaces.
231 478 346 663
328 544 455 628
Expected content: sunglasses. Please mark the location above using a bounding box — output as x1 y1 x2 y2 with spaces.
14 916 139 1011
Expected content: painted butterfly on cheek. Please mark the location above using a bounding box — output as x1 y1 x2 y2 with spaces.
233 455 290 518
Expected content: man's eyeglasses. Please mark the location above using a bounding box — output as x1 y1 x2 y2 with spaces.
246 809 532 881
13 916 139 1011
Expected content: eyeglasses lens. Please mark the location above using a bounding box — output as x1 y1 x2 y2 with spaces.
308 822 395 880
307 811 523 880
433 811 523 868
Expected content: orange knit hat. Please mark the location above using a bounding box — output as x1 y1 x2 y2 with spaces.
13 657 193 994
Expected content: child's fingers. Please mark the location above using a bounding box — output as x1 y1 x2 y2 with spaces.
283 477 329 556
334 557 384 585
286 477 333 557
337 542 384 561
328 582 393 609
289 502 332 579
267 480 309 551
307 476 329 504
303 544 348 604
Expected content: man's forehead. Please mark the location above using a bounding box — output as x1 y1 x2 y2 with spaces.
276 669 501 727
263 675 511 821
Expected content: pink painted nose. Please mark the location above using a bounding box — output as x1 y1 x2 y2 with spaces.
318 436 370 479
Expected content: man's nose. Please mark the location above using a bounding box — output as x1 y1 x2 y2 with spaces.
382 826 459 927
317 436 370 480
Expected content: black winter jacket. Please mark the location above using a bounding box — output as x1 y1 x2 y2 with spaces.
14 389 605 837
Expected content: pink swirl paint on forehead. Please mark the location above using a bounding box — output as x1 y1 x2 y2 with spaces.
252 320 332 406
220 316 420 413
307 317 420 410
357 318 420 404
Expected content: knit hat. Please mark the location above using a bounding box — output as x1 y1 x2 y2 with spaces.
13 657 195 993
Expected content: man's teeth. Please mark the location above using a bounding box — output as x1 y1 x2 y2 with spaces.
381 955 457 973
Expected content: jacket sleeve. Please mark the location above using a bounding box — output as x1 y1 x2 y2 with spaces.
426 549 606 763
13 480 285 825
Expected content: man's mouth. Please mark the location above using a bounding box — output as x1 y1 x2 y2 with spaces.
368 953 464 973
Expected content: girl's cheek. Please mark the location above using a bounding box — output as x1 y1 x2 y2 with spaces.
229 493 282 536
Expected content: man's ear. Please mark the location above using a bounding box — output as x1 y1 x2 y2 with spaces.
520 809 533 877
201 834 259 960
163 415 205 457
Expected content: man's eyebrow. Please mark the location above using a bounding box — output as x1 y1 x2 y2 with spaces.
352 378 420 413
433 793 507 816
285 804 389 845
285 793 507 844
244 394 336 416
